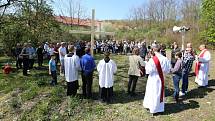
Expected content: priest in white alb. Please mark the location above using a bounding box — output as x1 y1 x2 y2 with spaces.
195 44 211 87
143 44 171 114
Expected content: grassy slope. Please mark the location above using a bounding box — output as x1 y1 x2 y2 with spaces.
0 51 215 121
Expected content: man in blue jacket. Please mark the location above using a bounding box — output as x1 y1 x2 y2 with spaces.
81 48 96 98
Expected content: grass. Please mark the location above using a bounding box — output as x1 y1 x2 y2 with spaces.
0 51 215 121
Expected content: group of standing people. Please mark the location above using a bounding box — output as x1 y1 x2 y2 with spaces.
143 42 211 115
12 40 211 114
49 44 117 103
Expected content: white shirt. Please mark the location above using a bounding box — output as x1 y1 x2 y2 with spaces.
58 47 67 60
44 44 49 52
64 54 80 82
97 59 117 88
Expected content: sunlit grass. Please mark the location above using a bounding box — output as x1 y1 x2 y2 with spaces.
0 51 214 120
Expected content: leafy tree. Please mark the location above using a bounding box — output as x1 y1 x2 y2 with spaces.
201 0 215 43
0 0 62 53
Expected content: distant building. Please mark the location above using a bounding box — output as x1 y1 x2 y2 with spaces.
55 16 115 39
55 16 102 30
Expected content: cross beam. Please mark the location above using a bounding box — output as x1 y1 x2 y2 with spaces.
69 9 115 56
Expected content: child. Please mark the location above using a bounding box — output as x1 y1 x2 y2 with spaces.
49 54 57 86
97 51 117 103
171 52 183 102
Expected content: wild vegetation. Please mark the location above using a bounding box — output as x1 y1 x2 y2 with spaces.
0 52 215 120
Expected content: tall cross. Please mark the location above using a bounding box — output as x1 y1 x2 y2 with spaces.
69 9 115 56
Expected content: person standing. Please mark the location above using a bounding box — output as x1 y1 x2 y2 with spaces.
37 44 44 67
139 42 147 60
15 43 23 69
59 42 67 76
80 48 96 98
128 47 145 96
143 44 171 114
97 51 117 103
49 54 57 85
171 43 181 68
48 44 55 59
28 43 36 69
195 44 211 87
20 43 30 76
64 45 81 96
171 52 183 102
180 43 195 96
160 44 166 57
54 43 60 66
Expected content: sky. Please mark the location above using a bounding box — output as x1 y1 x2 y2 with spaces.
52 0 148 20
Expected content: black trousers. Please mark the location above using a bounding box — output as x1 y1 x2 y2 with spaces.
23 58 29 75
38 56 43 67
55 55 59 66
82 72 93 98
128 75 139 93
29 59 34 69
16 57 22 69
67 81 79 96
100 87 113 102
51 71 57 85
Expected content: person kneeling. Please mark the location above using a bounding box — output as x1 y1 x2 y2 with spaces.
97 51 117 103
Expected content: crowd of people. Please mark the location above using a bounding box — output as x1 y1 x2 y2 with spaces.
10 39 211 115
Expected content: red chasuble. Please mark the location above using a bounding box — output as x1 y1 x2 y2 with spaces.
195 49 207 77
152 56 164 103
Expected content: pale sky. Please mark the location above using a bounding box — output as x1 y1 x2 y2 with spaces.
52 0 148 20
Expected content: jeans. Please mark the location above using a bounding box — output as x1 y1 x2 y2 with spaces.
128 75 139 94
173 74 181 100
182 70 189 93
51 71 57 85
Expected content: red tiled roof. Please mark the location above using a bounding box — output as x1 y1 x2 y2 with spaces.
55 16 102 27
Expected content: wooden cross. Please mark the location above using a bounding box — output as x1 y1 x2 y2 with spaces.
69 9 115 56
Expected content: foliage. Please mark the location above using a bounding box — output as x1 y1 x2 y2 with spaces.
0 0 62 52
201 0 215 43
1 53 215 120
